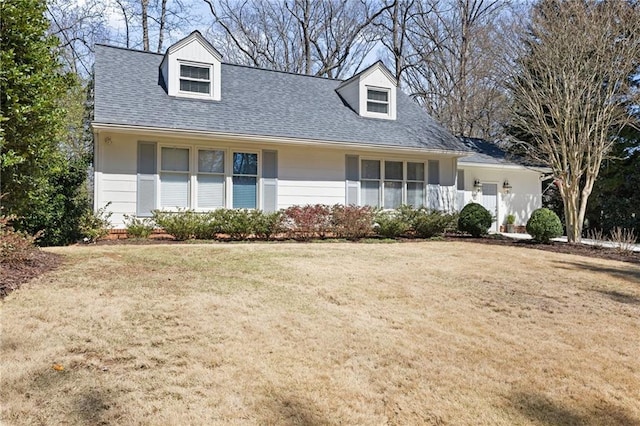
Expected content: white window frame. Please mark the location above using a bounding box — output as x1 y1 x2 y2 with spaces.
360 158 427 209
406 162 426 208
231 151 261 210
155 145 263 211
159 145 191 210
383 160 404 209
366 86 390 116
195 147 227 210
361 159 382 208
178 61 213 98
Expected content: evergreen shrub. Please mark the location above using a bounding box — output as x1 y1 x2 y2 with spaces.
526 208 563 243
458 203 492 237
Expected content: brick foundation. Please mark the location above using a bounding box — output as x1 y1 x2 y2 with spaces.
105 229 174 240
499 225 527 233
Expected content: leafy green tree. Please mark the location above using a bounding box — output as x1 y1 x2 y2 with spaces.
1 0 89 245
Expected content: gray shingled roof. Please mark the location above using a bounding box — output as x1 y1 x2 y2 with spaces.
458 137 511 164
458 137 529 166
93 44 468 153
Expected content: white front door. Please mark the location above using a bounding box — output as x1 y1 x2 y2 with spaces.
482 183 498 232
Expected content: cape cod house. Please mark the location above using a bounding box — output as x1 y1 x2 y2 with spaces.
92 31 543 231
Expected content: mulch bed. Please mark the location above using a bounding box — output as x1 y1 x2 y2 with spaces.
0 251 61 299
2 235 636 299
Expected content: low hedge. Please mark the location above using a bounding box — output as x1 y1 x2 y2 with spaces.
150 204 458 241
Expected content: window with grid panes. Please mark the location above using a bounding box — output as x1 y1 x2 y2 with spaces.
179 64 211 94
366 88 389 114
232 152 258 208
197 149 225 208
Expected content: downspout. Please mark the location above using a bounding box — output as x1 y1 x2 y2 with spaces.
93 129 100 212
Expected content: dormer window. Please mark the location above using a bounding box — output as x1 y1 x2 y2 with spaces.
179 63 211 95
335 62 397 120
367 88 389 114
160 31 222 100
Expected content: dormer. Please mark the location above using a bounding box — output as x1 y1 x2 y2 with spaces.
160 31 222 101
336 61 397 120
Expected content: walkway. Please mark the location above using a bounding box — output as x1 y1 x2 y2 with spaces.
499 232 640 253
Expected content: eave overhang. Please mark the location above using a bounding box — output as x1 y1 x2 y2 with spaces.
91 122 470 158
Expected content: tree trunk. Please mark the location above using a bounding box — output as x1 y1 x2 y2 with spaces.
116 0 130 48
391 1 402 81
302 0 311 75
157 0 167 53
457 0 470 137
141 0 149 51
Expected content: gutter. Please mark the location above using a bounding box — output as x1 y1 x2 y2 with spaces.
458 160 552 174
91 122 470 158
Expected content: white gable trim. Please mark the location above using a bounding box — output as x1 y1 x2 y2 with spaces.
358 62 397 86
166 31 222 61
337 61 397 90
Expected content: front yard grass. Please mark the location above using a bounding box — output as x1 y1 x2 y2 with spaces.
1 242 639 425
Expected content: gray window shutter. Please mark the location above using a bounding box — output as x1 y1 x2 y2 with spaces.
428 160 440 185
345 155 359 205
457 169 464 190
137 142 157 217
262 150 278 212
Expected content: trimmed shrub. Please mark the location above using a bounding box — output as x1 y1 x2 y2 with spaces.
444 212 460 233
526 208 563 243
397 204 421 226
412 209 458 238
283 204 332 240
152 209 201 240
331 205 375 239
374 210 410 238
192 211 223 240
458 202 492 237
123 215 155 239
250 210 284 240
217 209 254 240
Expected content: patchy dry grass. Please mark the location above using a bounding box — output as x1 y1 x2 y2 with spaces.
1 242 639 425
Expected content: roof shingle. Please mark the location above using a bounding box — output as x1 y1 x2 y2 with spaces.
93 44 468 154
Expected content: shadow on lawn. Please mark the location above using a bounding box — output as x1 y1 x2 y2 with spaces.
594 289 640 305
30 367 112 425
511 392 640 426
260 391 331 425
552 260 640 283
74 389 112 425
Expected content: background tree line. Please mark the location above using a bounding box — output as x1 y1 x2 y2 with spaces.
1 0 638 245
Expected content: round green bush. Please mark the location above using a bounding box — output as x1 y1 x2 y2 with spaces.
458 203 493 237
526 208 563 243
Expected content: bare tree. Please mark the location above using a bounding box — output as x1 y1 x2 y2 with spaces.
46 0 111 75
157 0 168 52
401 0 511 139
507 0 640 243
141 0 150 51
204 0 390 78
375 0 421 82
311 1 391 78
110 0 194 52
204 0 307 71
